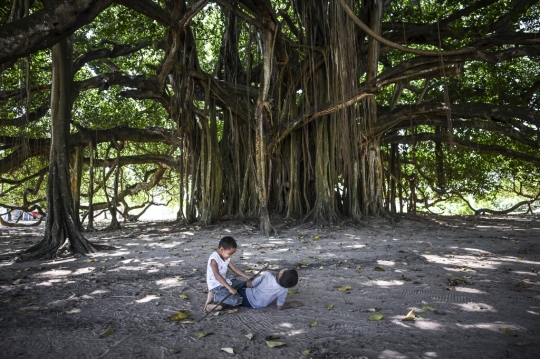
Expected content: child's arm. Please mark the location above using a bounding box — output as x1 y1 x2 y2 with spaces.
277 301 304 310
210 259 237 295
228 262 251 280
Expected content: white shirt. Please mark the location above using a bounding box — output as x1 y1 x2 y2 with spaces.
206 251 232 290
246 272 288 308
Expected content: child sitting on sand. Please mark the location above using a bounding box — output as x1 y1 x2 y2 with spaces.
238 269 304 310
204 236 251 312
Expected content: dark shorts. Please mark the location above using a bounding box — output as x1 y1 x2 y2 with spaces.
238 286 252 308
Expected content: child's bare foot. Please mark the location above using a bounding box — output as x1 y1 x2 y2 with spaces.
202 292 216 312
204 303 223 312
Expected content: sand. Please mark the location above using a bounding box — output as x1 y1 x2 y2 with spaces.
0 214 539 358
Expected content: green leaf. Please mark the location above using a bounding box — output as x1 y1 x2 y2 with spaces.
374 267 385 271
337 285 351 291
369 313 384 321
100 327 115 338
302 349 311 356
327 303 334 310
266 341 286 348
422 305 435 312
178 294 188 300
195 331 212 338
310 320 318 327
288 289 298 295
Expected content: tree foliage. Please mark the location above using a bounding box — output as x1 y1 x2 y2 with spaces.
1 0 539 244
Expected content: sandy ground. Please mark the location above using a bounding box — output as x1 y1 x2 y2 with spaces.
0 214 539 359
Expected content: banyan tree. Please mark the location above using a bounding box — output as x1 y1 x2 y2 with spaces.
1 0 539 258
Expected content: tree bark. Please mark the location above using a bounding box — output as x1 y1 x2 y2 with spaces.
19 36 102 260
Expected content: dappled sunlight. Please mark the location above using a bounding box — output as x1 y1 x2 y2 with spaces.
494 257 540 266
136 295 160 303
456 321 523 333
453 287 487 295
35 269 71 277
414 320 445 331
363 279 404 287
377 260 396 266
287 329 307 336
378 349 409 359
72 267 95 275
155 277 182 289
422 254 497 269
90 290 109 295
35 279 59 287
461 247 493 255
344 244 367 249
390 317 414 328
344 233 363 240
454 302 496 312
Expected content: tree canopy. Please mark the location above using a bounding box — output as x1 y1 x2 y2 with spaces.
1 0 539 239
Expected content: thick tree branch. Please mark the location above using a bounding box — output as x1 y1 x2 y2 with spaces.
382 133 540 165
115 0 171 26
0 0 114 65
338 0 476 57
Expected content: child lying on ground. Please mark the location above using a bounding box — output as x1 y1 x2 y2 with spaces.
238 269 304 310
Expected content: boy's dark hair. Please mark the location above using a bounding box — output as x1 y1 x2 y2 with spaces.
218 236 237 250
278 269 298 288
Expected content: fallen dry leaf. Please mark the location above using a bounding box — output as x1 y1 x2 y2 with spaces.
221 347 235 354
245 333 254 340
337 285 352 291
402 310 416 321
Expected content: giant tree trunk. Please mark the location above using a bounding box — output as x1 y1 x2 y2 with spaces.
19 37 102 260
254 19 274 236
362 0 384 216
